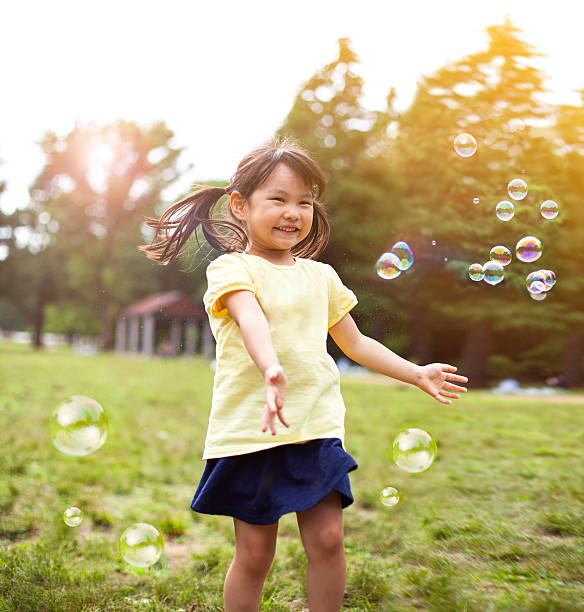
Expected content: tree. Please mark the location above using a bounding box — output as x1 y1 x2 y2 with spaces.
28 120 185 349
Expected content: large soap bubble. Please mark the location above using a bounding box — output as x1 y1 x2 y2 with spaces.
393 428 437 473
516 236 542 263
483 261 505 286
507 178 528 200
490 245 512 267
120 523 164 568
376 252 402 280
50 396 108 456
454 133 477 157
540 200 559 219
495 200 515 221
391 241 414 271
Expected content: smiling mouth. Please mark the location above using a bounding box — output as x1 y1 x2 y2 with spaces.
274 227 299 233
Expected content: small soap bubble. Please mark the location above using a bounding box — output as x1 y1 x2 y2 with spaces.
495 200 515 221
50 396 108 456
431 240 437 246
483 261 505 286
528 280 547 294
540 200 559 219
468 263 484 281
516 236 542 263
472 197 480 205
120 523 164 568
391 241 414 271
489 245 512 267
380 486 400 508
63 507 83 527
454 133 477 157
541 269 556 289
376 252 402 280
529 291 547 302
393 428 437 473
507 178 528 200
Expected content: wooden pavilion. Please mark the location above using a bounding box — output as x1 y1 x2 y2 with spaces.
115 291 213 357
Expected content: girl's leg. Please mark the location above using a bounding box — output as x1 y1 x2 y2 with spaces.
224 518 279 612
296 491 346 612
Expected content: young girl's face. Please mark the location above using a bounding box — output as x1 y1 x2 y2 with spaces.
233 163 315 259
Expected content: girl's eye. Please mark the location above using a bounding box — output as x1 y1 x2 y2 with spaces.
301 201 313 207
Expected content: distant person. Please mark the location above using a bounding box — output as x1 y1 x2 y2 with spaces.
140 138 468 612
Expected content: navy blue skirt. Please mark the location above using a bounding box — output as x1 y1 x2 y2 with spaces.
190 438 358 525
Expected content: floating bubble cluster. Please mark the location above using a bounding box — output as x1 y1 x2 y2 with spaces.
468 263 484 281
516 236 542 263
525 269 557 301
50 396 108 456
380 486 400 508
482 260 505 286
63 507 83 527
490 245 512 267
391 241 414 271
376 252 401 280
393 428 437 473
496 200 515 221
454 133 477 157
120 523 164 568
507 178 528 201
540 200 559 219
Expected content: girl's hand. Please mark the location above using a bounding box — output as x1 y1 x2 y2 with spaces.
262 364 289 435
416 363 468 404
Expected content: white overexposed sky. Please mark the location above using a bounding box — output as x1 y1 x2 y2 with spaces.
1 0 582 213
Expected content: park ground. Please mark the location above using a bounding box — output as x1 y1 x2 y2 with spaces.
1 343 583 611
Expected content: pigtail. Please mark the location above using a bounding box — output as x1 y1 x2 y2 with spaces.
139 186 248 265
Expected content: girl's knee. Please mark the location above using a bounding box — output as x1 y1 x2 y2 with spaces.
309 523 345 558
235 545 274 579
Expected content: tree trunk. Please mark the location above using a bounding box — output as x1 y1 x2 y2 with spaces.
410 312 434 365
460 324 492 389
563 330 584 388
32 300 45 350
99 298 114 351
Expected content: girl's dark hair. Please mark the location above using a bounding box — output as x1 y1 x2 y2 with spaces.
139 137 329 263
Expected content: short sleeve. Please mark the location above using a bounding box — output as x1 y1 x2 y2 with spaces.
325 264 358 328
203 254 256 319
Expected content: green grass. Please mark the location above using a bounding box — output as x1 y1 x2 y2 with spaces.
1 341 583 611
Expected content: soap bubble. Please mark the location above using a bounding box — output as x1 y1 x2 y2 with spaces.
376 252 401 280
540 200 559 219
489 245 512 267
393 428 437 473
516 236 542 263
391 241 414 271
63 507 83 527
483 261 505 286
380 486 400 508
431 240 437 246
468 263 484 281
120 523 164 568
541 269 556 289
525 270 547 291
454 133 477 157
507 178 528 200
495 200 515 221
529 291 547 302
529 280 547 294
50 396 108 456
473 197 480 205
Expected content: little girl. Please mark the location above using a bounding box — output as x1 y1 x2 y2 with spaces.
140 138 467 612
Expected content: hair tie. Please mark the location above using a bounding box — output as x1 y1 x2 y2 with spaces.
224 187 229 195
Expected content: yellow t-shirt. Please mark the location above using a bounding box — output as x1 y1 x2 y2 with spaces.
202 252 358 459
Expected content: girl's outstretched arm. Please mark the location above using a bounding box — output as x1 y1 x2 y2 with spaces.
329 313 468 404
222 290 289 434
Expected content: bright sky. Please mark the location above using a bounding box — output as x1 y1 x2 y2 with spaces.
1 0 582 214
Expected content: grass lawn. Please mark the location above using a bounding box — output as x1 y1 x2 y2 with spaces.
1 342 583 611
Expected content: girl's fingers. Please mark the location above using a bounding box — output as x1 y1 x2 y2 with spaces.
278 410 290 428
442 381 467 392
446 374 468 383
439 390 460 399
434 393 452 405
